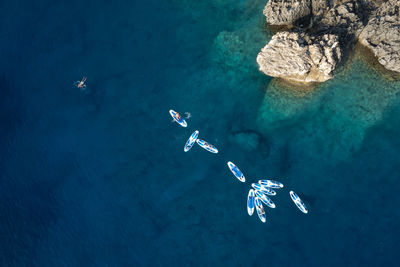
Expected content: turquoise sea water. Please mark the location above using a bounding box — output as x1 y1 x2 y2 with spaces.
1 0 400 266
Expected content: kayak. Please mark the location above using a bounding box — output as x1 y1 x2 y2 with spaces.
169 109 187 127
260 187 276 196
184 130 199 152
227 161 245 182
251 183 276 195
258 179 284 189
247 189 255 216
255 197 266 223
196 139 218 153
251 183 264 191
289 191 308 214
255 190 276 208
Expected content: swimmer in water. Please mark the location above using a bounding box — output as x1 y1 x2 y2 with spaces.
74 77 87 89
184 112 191 119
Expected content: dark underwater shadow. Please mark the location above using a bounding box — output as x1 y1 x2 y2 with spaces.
354 42 400 82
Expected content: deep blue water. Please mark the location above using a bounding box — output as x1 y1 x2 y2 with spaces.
1 0 400 266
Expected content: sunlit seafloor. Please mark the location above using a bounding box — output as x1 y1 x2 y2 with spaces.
0 0 399 266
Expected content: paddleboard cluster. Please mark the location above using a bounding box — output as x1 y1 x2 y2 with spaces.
170 109 309 223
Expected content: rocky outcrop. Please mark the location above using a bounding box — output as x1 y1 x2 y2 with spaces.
257 32 342 82
258 0 374 83
359 0 400 73
319 1 365 38
263 0 312 26
311 0 329 18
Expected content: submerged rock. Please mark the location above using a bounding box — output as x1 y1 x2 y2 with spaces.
228 130 270 157
213 31 245 69
359 0 400 73
257 31 342 83
229 131 260 151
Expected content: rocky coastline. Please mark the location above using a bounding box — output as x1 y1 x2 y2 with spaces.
257 0 400 83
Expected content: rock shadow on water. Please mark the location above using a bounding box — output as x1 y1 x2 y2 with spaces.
267 77 321 96
256 77 324 132
355 42 400 82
